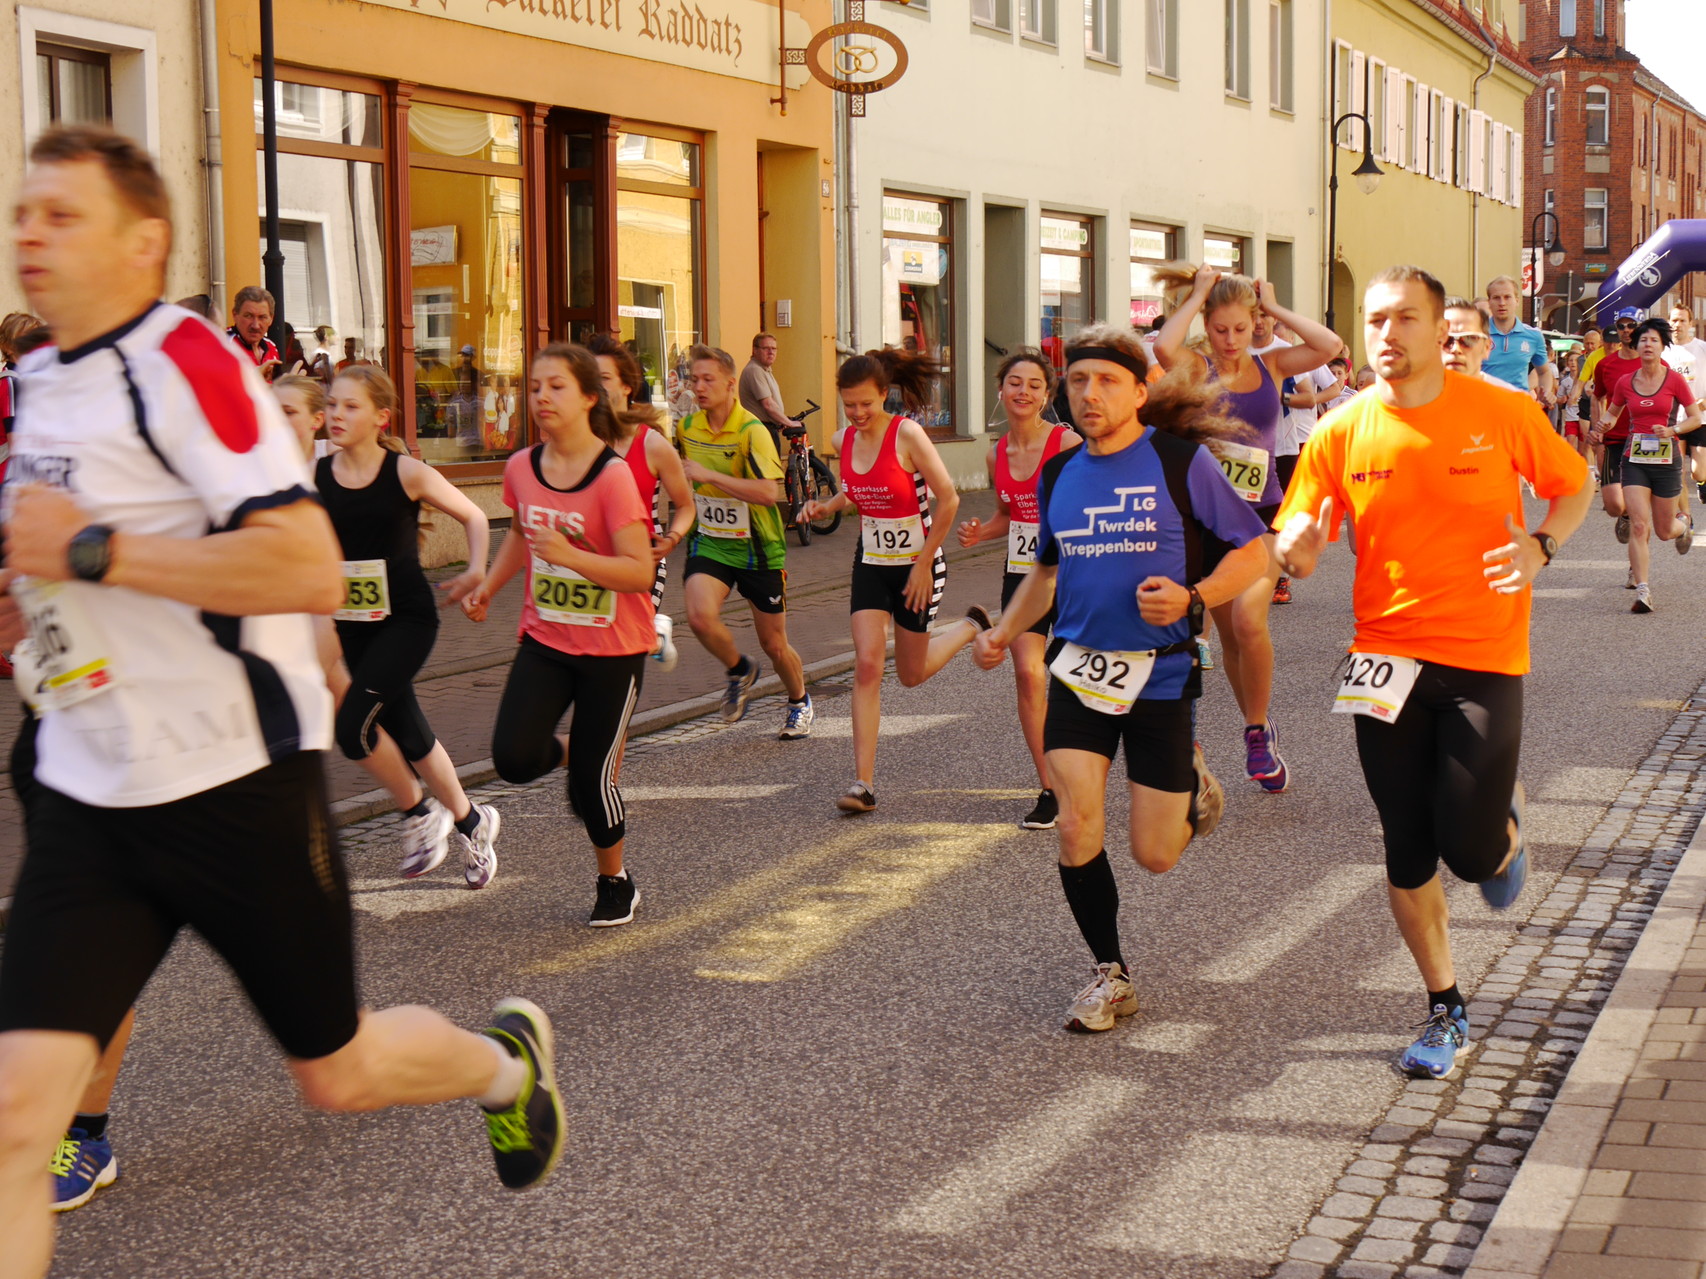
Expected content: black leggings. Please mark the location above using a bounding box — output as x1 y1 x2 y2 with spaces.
492 637 645 849
334 617 439 763
1354 662 1523 891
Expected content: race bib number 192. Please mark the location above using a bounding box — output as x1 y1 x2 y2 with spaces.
862 513 924 565
1332 653 1421 722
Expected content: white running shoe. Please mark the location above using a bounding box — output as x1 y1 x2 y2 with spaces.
1678 514 1694 556
1632 582 1654 615
460 804 502 889
1064 962 1139 1033
399 799 454 879
653 613 680 672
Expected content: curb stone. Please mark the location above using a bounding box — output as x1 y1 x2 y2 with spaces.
1266 677 1706 1278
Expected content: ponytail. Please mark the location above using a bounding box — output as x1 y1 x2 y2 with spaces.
331 365 407 452
836 346 941 412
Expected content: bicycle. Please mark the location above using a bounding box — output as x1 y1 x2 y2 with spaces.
782 400 842 546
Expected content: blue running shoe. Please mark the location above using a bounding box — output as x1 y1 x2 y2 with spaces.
1400 1004 1470 1079
1481 781 1528 911
50 1128 117 1212
1243 722 1289 793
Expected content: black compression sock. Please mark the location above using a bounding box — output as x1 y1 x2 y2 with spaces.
73 1112 108 1140
404 798 431 819
1058 852 1125 970
727 656 753 677
1428 985 1466 1017
454 808 482 837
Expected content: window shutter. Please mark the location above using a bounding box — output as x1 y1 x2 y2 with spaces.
1351 51 1366 150
1469 109 1487 194
1386 70 1403 162
1438 96 1454 181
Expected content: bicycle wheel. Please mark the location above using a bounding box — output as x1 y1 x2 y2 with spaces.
789 455 812 546
809 457 843 535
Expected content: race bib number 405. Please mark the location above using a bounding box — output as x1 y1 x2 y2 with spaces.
1007 520 1040 575
694 493 751 540
862 513 925 565
1049 641 1155 716
11 577 117 711
530 558 617 628
335 559 390 622
1627 434 1675 465
1332 652 1421 722
1213 442 1270 504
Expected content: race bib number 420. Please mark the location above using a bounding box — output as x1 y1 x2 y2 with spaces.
1332 652 1421 722
531 558 618 627
1049 641 1155 716
694 493 751 540
1007 520 1040 575
862 513 924 565
1213 442 1270 503
336 559 390 622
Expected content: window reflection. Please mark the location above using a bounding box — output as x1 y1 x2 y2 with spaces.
252 81 381 147
409 103 520 165
617 189 702 420
881 194 954 431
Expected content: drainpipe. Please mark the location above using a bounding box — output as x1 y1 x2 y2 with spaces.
1322 0 1333 325
840 0 860 355
198 0 226 317
1469 24 1496 294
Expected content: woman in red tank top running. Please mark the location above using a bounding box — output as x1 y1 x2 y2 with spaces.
957 349 1080 830
801 348 979 814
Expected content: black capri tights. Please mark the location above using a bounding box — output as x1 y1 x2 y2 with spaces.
334 618 439 763
1354 662 1523 891
491 637 645 849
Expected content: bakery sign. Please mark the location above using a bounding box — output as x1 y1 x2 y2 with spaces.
360 0 810 89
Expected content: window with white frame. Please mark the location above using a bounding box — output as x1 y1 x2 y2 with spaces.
36 42 111 128
18 10 159 152
1544 85 1557 146
972 0 1011 29
1020 0 1056 43
1084 0 1116 60
1430 90 1445 178
1593 0 1605 37
1455 102 1471 187
1366 58 1388 159
1405 77 1421 170
1585 187 1608 249
1268 0 1293 111
1559 0 1577 38
1333 42 1354 146
1225 0 1250 99
1585 85 1609 146
1510 131 1522 206
1146 0 1177 76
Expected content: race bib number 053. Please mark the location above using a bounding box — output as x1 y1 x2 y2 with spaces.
1332 653 1421 722
1007 520 1040 575
1627 434 1675 465
694 493 751 540
1213 442 1270 504
862 513 924 565
530 558 618 628
1049 641 1155 716
336 559 391 622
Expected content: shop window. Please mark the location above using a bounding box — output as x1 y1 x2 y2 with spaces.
1040 213 1094 377
408 103 525 464
1129 221 1178 329
1146 0 1177 77
881 193 956 433
616 132 704 421
1204 234 1247 275
37 43 110 127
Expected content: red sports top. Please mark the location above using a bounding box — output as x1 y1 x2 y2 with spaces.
620 420 659 519
839 416 931 522
994 424 1070 524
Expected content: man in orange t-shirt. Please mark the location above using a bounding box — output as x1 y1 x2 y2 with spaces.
1275 265 1592 1082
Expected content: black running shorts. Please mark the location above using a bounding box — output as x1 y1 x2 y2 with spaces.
849 556 944 634
1043 677 1196 793
0 751 361 1059
1619 448 1685 498
686 555 787 615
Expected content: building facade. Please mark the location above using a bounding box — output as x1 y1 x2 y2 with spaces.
846 0 1327 485
1328 0 1537 360
0 0 212 315
215 0 837 516
1520 0 1706 330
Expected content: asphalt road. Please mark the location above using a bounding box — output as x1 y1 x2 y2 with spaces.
40 493 1706 1279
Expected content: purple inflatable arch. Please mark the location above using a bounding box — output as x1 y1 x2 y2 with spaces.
1593 220 1706 321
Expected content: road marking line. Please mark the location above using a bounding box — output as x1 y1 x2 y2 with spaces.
1122 1020 1218 1054
892 1077 1144 1235
1196 864 1375 983
1532 586 1591 598
732 714 966 739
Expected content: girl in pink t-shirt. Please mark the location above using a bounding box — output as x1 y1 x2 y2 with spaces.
465 343 656 925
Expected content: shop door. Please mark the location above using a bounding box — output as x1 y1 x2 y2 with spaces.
547 110 614 346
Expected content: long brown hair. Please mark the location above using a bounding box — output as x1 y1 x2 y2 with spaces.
331 365 407 453
533 342 628 447
1152 264 1260 322
837 347 940 413
585 333 647 408
1062 323 1251 446
996 346 1058 396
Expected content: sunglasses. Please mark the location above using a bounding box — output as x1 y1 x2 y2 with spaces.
1617 321 1638 329
1443 334 1486 350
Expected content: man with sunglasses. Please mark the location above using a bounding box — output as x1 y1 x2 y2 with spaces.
1591 310 1647 563
1443 299 1528 390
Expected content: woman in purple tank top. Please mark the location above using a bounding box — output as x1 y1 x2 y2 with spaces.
1153 264 1339 796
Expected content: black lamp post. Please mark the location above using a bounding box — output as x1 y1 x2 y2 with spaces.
259 0 285 352
1325 112 1384 336
1527 210 1565 327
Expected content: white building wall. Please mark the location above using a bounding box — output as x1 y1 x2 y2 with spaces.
850 0 1327 483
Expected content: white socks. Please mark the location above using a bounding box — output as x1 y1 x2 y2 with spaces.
477 1033 527 1111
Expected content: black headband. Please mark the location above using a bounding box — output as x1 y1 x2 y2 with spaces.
1065 345 1147 381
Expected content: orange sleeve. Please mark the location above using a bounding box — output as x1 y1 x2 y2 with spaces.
1508 394 1589 500
1275 418 1348 539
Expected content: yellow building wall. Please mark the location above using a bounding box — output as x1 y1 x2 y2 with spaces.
1331 0 1536 363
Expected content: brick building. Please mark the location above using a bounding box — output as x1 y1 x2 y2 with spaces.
1520 0 1706 330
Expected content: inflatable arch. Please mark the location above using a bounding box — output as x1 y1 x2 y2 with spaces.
1593 220 1706 321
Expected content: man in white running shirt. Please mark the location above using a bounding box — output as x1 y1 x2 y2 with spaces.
1666 306 1706 498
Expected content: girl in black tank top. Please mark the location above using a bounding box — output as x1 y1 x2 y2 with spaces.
321 368 503 887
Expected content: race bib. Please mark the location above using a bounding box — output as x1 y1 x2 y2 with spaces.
862 513 925 565
11 577 117 711
1627 434 1675 465
530 557 617 628
335 559 390 622
1214 442 1270 503
694 493 751 540
1006 520 1040 575
1332 652 1421 722
1049 641 1155 716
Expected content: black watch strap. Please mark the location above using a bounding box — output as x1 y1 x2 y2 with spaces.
67 524 116 582
1533 530 1558 565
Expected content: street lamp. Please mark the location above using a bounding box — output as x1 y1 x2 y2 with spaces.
1528 210 1565 327
1325 112 1384 335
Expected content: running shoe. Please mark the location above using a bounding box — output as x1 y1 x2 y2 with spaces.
1021 789 1058 830
399 798 454 879
1271 576 1292 605
1615 513 1631 544
1190 744 1225 838
50 1128 117 1212
720 655 759 723
460 804 502 889
1698 480 1706 505
1243 722 1289 793
589 872 640 926
1064 962 1138 1033
1481 782 1528 911
1632 583 1654 615
480 998 566 1191
1627 566 1638 590
1197 640 1215 671
652 613 680 672
1679 513 1695 556
778 694 815 741
965 603 994 631
836 781 877 814
1399 1004 1471 1079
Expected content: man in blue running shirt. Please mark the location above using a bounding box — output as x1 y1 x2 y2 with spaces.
1483 275 1548 392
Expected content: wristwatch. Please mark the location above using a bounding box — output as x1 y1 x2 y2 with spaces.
1532 530 1558 565
66 524 116 582
1186 586 1206 635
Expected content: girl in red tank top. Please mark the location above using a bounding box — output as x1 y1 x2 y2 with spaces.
955 350 1080 830
801 348 981 814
